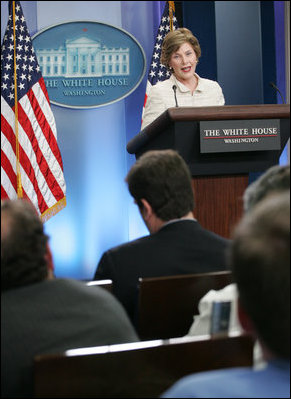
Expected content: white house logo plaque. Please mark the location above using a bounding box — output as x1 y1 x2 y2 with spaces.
32 21 146 109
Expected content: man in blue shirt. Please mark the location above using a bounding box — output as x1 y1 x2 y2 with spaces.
162 191 290 398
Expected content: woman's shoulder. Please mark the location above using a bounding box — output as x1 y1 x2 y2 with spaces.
198 76 222 89
149 76 175 92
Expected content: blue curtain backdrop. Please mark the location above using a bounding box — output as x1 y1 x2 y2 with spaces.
1 1 288 279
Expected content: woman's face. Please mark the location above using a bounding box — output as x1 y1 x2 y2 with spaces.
169 42 197 82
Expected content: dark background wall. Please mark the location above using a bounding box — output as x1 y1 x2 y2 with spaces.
181 1 285 105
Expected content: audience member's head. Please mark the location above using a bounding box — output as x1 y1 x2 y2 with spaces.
126 150 194 232
229 192 290 360
243 164 290 213
1 199 53 292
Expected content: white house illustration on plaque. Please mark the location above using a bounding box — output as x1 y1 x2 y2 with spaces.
36 36 130 77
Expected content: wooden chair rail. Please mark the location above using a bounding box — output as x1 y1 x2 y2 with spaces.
86 279 113 293
137 271 233 340
34 333 253 398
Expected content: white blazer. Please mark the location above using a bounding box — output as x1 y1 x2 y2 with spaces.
141 73 225 130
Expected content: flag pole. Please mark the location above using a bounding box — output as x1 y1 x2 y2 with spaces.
12 0 23 198
168 1 175 31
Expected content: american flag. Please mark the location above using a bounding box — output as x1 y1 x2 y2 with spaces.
1 1 66 221
141 1 179 122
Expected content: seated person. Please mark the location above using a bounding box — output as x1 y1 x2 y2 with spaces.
141 27 224 129
93 149 229 324
162 192 290 398
1 199 139 398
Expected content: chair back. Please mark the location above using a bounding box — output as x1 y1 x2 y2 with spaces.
86 279 113 293
34 333 253 398
137 271 232 340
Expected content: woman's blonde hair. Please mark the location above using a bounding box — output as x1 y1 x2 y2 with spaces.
160 27 201 69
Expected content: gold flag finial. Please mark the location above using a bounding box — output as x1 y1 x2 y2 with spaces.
168 1 175 31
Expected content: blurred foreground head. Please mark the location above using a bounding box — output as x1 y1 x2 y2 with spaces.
229 191 290 359
1 199 50 291
243 164 290 213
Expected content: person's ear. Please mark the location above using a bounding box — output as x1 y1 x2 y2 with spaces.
237 296 255 333
140 199 153 221
45 243 55 278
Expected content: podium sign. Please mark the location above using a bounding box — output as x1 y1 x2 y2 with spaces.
200 119 281 153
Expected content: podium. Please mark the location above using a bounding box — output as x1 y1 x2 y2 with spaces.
127 104 290 238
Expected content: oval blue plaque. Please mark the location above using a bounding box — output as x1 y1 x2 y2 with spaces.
32 21 146 109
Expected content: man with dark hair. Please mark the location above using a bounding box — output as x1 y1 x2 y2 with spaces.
162 192 290 398
1 199 138 398
126 148 195 224
93 149 229 323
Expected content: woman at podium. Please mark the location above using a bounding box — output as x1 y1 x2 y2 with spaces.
141 28 225 130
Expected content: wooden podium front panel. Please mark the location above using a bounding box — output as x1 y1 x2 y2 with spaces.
191 175 248 239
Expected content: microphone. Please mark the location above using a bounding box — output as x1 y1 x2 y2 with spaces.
172 85 178 107
269 82 286 104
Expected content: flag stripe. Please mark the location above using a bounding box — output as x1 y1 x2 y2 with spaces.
1 159 31 203
1 149 17 196
1 161 31 205
19 89 65 198
38 75 50 105
1 132 37 207
1 183 9 200
31 80 64 167
143 93 148 108
1 115 47 213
